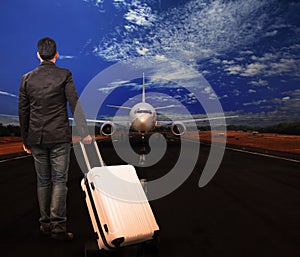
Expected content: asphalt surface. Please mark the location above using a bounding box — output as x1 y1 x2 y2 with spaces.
0 137 299 257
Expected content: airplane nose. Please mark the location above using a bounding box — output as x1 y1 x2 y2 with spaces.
135 115 153 131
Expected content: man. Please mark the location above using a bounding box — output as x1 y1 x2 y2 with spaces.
18 37 92 240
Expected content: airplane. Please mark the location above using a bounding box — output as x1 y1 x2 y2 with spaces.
81 73 237 137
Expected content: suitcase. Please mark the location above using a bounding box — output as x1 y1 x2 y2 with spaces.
79 140 160 251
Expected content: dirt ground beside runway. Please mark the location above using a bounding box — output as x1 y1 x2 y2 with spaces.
0 135 108 155
1 131 300 155
0 136 23 155
196 131 300 155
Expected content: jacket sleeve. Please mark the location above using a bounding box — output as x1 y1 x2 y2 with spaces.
18 75 30 146
64 71 90 138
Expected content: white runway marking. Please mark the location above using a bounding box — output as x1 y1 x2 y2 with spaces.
180 137 300 164
0 154 31 163
226 146 300 163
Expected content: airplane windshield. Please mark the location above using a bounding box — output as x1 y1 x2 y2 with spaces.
135 110 152 114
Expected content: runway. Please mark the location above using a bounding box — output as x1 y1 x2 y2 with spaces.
0 138 299 257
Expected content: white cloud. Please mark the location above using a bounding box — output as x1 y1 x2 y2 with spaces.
235 57 245 61
113 0 125 6
288 44 300 50
225 65 243 75
93 0 283 65
0 90 17 98
241 63 268 77
124 25 135 32
232 89 241 96
97 80 141 93
239 50 254 55
136 47 149 55
58 55 75 60
220 94 228 99
282 96 290 101
243 99 267 106
210 58 222 64
97 86 118 93
222 60 235 65
124 4 156 27
249 79 268 86
110 80 132 86
203 86 217 100
269 58 299 76
146 95 173 103
222 49 300 78
83 0 104 7
251 53 277 62
201 70 210 75
97 80 133 93
147 61 201 83
264 30 278 37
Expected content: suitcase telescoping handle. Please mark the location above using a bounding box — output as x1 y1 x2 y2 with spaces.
79 139 105 171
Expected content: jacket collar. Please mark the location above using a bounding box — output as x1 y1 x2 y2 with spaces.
40 61 56 66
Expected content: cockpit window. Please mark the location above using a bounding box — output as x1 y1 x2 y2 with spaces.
135 110 152 114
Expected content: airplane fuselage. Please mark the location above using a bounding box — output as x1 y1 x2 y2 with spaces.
129 102 157 132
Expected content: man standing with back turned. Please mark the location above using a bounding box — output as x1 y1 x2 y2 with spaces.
18 37 92 240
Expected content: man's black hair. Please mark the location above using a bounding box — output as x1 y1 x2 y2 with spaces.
37 37 57 61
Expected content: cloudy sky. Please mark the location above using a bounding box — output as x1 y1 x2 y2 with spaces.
0 0 299 126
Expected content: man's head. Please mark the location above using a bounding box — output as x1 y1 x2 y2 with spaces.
37 37 58 61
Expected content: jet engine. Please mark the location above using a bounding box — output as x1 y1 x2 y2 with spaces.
171 122 186 136
100 122 116 136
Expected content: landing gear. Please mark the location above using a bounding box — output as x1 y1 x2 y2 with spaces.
139 133 148 166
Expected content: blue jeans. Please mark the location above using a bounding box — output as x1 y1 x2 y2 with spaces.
30 143 71 234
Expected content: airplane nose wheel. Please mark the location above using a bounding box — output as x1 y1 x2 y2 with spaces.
139 133 147 166
138 133 148 193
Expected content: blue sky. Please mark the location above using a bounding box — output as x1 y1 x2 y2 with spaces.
0 0 299 126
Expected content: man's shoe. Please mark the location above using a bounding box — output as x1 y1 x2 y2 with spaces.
40 225 51 236
51 232 74 241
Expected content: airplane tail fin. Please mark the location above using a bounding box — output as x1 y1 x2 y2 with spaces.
142 72 146 103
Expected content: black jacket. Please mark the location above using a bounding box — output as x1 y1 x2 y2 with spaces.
18 61 89 146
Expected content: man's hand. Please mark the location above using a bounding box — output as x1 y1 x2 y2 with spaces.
82 135 93 144
23 144 32 154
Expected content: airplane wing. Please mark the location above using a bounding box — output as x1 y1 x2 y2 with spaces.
69 117 130 125
106 104 132 110
156 115 238 126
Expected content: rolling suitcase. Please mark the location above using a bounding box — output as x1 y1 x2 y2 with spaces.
79 140 160 251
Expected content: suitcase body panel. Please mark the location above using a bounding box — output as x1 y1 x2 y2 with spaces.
79 141 159 250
